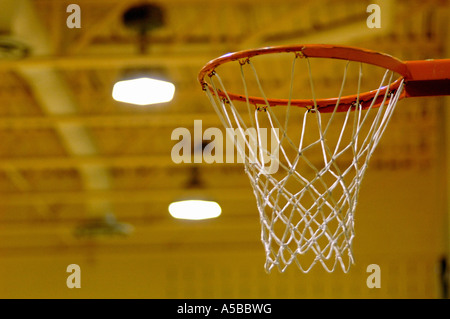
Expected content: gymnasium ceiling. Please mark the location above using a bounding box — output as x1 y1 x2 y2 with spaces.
0 0 448 257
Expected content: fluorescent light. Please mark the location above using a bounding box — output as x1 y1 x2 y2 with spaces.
168 200 222 220
112 77 175 105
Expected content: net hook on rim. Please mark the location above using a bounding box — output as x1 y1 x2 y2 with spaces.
294 48 306 59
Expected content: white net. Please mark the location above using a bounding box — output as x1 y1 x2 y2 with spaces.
202 52 404 273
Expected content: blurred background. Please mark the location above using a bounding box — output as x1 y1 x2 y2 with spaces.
0 0 448 298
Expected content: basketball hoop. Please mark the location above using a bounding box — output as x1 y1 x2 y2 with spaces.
198 44 450 273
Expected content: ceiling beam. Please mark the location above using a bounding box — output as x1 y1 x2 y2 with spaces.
11 0 113 215
0 155 218 169
37 0 303 5
0 113 224 129
69 1 135 54
0 187 254 206
244 0 395 47
0 53 215 70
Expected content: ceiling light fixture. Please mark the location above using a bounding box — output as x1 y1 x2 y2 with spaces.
112 77 175 105
113 4 174 106
169 199 221 220
169 164 222 221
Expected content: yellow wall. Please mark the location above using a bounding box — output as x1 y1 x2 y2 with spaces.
0 165 446 299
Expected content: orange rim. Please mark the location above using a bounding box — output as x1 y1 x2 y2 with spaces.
198 44 408 112
198 44 450 112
